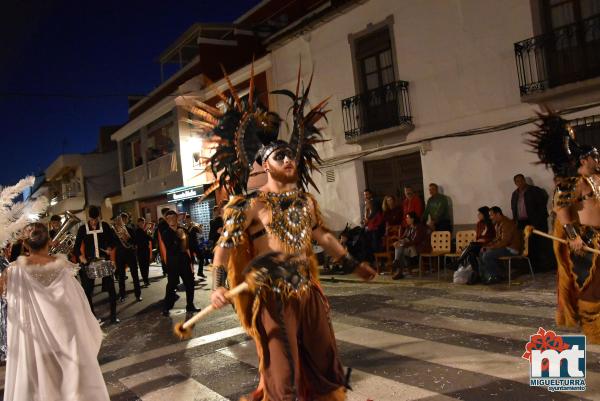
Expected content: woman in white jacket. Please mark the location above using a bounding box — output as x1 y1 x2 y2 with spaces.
2 222 109 401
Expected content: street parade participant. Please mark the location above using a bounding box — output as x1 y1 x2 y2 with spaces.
528 111 600 343
48 214 62 239
134 217 153 286
186 65 376 401
185 214 206 279
161 210 200 316
0 175 49 362
114 212 142 302
2 223 110 401
73 205 120 324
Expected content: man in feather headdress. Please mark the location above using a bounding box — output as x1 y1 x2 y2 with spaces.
187 65 376 401
529 111 600 343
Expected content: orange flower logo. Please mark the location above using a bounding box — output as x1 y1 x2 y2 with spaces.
522 327 570 372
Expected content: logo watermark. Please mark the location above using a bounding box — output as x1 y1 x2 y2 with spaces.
522 327 586 392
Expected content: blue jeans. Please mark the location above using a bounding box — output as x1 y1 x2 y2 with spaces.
479 248 516 279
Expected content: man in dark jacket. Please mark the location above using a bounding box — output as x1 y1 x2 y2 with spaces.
511 174 549 231
161 210 199 316
511 174 554 271
134 217 153 287
208 205 223 261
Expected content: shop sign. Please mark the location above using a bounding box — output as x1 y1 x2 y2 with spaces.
167 186 203 202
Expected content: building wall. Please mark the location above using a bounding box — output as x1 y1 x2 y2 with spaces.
80 151 120 208
268 0 585 230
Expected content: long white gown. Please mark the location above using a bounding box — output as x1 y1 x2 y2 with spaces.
4 255 110 401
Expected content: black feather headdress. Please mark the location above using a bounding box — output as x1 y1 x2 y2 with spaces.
184 62 329 198
271 64 329 192
527 109 597 177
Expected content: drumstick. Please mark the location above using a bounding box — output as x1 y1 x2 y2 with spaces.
173 282 249 340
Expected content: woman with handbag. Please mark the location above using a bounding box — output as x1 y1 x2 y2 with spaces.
451 206 496 283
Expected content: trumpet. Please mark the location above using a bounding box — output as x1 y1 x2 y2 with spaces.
50 211 81 255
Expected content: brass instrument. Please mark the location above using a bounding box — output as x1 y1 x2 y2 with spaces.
145 221 156 236
113 216 134 249
50 211 81 255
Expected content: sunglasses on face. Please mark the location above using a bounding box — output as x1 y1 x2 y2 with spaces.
271 149 295 162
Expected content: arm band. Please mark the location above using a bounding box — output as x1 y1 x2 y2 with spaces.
338 253 360 274
563 224 579 241
211 264 228 289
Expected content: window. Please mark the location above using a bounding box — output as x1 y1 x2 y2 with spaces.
571 114 600 149
355 27 395 93
538 0 600 87
351 26 403 134
122 131 142 171
544 0 600 31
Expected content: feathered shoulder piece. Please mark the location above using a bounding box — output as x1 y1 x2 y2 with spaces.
527 109 579 177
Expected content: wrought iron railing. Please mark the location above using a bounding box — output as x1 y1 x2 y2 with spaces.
341 80 412 141
515 13 600 96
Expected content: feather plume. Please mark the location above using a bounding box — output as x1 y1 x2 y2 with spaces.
0 176 49 247
526 109 578 177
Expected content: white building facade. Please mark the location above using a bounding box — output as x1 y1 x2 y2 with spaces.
265 0 600 231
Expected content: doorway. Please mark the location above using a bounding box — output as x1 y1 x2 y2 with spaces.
363 152 423 202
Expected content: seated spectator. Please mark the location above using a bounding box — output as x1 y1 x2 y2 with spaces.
392 212 431 280
363 200 385 263
475 206 496 245
382 195 403 233
422 183 452 232
401 186 423 228
479 206 523 284
450 206 496 282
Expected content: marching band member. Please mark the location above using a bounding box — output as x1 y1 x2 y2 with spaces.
73 205 120 324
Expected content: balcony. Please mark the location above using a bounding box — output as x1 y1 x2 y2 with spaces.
49 182 84 213
148 152 178 179
515 14 600 97
341 80 412 142
122 152 178 187
123 165 146 187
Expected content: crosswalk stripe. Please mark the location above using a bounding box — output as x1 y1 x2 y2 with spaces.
356 306 600 354
410 296 555 318
332 322 600 399
217 340 459 401
119 365 228 401
101 326 246 373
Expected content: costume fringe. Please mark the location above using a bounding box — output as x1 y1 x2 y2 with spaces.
578 299 600 344
314 387 347 401
553 223 579 327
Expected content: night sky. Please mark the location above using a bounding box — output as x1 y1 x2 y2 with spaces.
0 0 260 186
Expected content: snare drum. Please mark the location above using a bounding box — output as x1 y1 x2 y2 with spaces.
85 260 114 279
